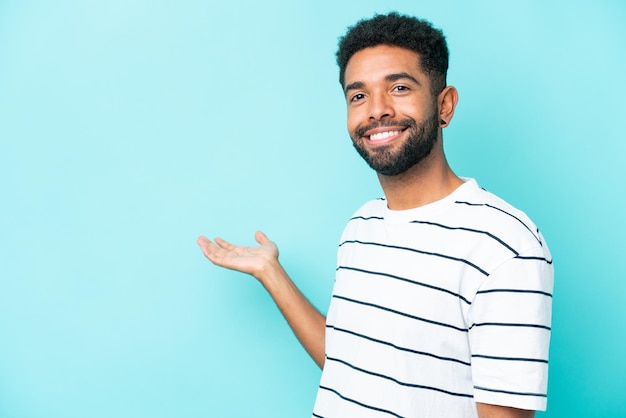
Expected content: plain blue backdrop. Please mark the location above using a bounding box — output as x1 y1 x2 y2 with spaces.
1 1 625 417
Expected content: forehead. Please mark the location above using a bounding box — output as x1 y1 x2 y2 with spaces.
344 45 426 85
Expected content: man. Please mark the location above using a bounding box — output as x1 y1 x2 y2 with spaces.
198 12 553 418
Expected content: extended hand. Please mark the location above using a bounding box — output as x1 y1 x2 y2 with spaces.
197 231 279 279
197 230 326 368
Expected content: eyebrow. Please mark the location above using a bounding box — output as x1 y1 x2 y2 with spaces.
344 81 364 94
344 72 421 95
386 72 421 85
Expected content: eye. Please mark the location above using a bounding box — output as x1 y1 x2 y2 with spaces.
393 85 410 92
350 93 365 102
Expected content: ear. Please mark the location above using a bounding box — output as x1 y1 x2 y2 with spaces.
437 86 458 127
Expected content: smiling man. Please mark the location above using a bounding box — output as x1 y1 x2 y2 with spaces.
198 12 553 418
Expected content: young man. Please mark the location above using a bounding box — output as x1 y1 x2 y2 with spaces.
198 13 553 418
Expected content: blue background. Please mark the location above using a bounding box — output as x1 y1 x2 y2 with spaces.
1 1 625 416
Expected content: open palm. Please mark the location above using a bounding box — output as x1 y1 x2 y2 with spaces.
197 231 278 278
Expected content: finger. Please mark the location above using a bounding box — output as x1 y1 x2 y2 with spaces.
214 237 236 250
197 236 212 247
197 238 218 257
197 235 228 259
255 230 269 245
197 236 215 253
202 246 231 268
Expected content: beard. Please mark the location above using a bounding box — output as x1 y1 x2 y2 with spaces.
351 112 439 176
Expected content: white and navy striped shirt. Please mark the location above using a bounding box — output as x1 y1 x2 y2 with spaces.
312 179 553 418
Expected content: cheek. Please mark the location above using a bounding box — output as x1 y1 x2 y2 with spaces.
346 108 363 134
396 99 425 117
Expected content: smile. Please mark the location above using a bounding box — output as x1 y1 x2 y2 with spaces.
369 130 403 141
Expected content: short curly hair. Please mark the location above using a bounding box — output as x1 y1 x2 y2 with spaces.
336 12 449 95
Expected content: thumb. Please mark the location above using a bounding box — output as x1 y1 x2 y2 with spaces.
255 230 270 245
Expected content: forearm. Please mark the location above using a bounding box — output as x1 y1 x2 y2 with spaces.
476 403 535 418
197 233 326 368
257 260 326 368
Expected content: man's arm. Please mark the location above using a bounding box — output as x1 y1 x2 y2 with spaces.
476 403 535 418
197 231 326 368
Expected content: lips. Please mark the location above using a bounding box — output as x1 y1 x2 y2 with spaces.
356 121 411 144
360 126 407 147
369 129 404 141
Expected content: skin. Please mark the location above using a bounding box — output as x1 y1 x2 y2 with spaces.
344 45 462 210
197 231 326 368
198 44 535 418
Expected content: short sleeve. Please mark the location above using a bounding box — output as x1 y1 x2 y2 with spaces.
468 245 554 411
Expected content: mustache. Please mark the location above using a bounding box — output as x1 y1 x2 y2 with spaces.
355 118 417 138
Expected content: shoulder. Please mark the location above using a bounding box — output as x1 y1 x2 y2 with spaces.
450 179 548 254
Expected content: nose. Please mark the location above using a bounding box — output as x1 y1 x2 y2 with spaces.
369 91 395 120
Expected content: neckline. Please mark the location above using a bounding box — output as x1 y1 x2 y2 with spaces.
383 178 477 224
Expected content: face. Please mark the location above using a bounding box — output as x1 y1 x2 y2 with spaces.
344 45 439 176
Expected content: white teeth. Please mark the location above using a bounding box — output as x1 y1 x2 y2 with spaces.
369 130 401 141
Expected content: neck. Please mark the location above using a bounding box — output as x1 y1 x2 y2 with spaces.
377 142 463 210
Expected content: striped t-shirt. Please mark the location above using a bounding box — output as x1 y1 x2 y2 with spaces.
312 178 553 418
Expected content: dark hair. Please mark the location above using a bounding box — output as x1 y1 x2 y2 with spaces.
336 12 449 94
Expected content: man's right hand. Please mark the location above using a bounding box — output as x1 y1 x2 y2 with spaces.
197 230 326 368
197 231 278 281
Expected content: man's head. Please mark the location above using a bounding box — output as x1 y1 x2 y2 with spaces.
338 14 457 177
336 12 449 96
